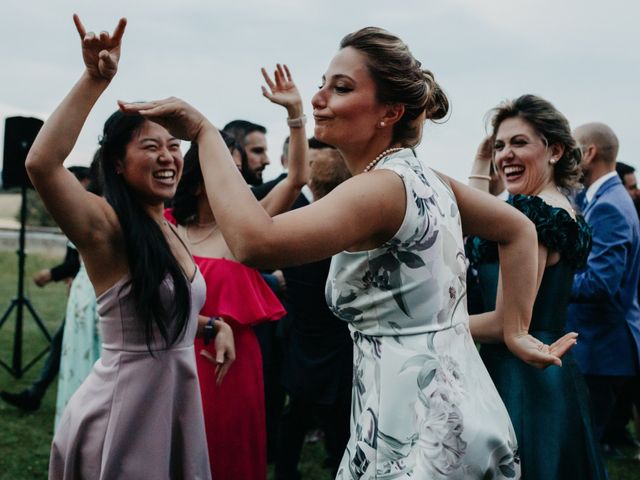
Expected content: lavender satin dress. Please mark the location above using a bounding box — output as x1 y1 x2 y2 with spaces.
49 269 210 480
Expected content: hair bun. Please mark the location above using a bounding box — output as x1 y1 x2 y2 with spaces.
422 69 449 121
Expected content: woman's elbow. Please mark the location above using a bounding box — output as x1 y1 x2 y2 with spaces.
25 149 49 182
231 235 272 269
501 212 536 246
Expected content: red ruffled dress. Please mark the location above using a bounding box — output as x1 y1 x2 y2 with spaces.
166 211 285 480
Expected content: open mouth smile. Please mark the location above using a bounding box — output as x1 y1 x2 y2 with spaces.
503 165 525 181
153 169 176 183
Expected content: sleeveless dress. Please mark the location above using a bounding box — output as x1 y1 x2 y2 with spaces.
467 194 606 479
54 262 100 431
165 209 286 480
49 269 211 480
326 149 520 479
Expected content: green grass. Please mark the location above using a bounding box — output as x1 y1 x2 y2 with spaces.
0 251 67 480
0 250 638 479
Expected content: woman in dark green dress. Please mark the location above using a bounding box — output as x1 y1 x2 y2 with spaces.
467 95 607 479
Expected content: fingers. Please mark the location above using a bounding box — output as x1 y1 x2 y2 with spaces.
261 67 276 91
118 99 172 116
111 17 127 44
530 351 562 368
99 50 117 75
199 345 234 386
261 85 273 101
73 15 126 46
549 334 578 358
216 362 231 386
73 14 86 39
283 64 292 82
275 64 285 86
199 349 217 364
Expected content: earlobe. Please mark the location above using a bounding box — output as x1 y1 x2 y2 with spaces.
549 143 565 165
382 104 405 127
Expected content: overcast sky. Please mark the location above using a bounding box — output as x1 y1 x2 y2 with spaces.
1 0 638 183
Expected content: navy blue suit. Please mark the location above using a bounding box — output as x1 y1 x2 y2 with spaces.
567 174 640 439
567 175 640 375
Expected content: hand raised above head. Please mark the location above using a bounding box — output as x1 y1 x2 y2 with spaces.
261 64 303 118
118 97 212 141
73 14 126 81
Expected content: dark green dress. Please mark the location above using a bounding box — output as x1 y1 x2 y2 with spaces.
467 195 607 480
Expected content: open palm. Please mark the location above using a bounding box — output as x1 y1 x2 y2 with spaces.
507 331 578 369
261 64 302 110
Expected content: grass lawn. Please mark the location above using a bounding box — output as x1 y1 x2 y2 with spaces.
0 250 638 479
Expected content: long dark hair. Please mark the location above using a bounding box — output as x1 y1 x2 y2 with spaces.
98 111 191 352
172 130 241 225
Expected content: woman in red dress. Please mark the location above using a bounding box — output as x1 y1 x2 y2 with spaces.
166 64 309 479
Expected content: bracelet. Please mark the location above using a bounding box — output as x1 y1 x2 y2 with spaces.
468 174 491 181
287 114 306 128
203 317 219 345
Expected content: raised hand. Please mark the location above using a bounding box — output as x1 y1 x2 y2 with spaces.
475 136 494 164
73 14 126 81
261 64 303 118
118 97 211 141
506 331 578 369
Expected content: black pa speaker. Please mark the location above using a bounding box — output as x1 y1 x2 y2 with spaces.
2 116 44 189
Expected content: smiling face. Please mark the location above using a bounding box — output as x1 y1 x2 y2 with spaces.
118 121 183 205
311 47 388 150
494 116 558 195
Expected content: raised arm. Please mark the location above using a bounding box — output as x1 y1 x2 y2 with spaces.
258 64 310 216
468 136 493 191
118 98 406 269
25 15 126 252
449 178 575 367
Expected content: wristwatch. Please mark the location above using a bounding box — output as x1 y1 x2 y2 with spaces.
203 317 218 345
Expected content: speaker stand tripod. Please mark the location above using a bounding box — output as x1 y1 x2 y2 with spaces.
0 184 51 378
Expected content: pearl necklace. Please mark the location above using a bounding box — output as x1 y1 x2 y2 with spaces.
362 147 404 173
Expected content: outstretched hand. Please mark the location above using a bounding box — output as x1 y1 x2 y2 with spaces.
73 14 126 81
118 97 211 141
506 332 578 369
261 64 303 117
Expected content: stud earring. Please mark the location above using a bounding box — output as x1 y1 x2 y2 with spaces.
379 121 385 128
549 158 557 165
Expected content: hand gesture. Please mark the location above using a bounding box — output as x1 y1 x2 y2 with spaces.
199 320 236 386
475 136 494 165
261 64 303 118
73 14 126 81
506 331 578 369
118 97 210 141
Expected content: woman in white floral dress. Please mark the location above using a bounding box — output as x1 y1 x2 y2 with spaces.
121 27 577 480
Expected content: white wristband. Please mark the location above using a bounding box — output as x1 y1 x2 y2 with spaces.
287 115 306 128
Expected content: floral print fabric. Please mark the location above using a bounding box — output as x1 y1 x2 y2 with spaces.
328 149 520 479
54 263 100 431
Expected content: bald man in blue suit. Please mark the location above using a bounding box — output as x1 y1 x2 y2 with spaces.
567 123 640 450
